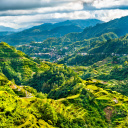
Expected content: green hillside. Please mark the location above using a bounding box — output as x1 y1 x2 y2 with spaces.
1 42 128 127
1 66 128 127
17 32 118 62
0 42 38 85
58 34 128 66
67 15 128 42
78 55 128 96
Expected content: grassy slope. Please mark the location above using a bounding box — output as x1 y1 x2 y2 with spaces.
1 42 128 127
0 42 38 85
1 71 128 128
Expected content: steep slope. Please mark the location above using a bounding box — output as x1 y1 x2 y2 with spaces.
0 42 38 85
1 42 128 127
65 15 128 42
1 73 128 128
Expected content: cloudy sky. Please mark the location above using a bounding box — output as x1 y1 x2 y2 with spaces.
0 0 128 29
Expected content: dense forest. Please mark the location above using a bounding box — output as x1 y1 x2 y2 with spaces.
17 32 118 62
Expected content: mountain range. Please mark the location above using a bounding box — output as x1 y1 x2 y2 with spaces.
15 16 128 63
1 16 128 47
0 19 103 45
60 16 128 43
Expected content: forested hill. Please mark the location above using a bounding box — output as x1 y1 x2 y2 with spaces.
1 42 128 127
16 32 118 62
0 19 102 46
61 15 128 42
58 34 128 66
80 16 128 40
0 42 38 85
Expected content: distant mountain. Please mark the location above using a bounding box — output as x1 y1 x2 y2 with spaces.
0 25 27 37
54 19 103 29
0 25 83 46
0 25 15 32
22 19 103 32
80 16 128 40
56 16 128 43
0 19 103 46
0 31 14 38
0 26 16 37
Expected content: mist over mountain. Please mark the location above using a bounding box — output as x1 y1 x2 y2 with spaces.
0 19 103 46
0 25 15 32
2 15 128 47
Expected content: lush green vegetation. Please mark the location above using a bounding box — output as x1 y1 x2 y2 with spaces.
56 34 128 98
77 55 128 96
1 42 128 127
1 16 128 127
17 32 118 62
0 42 38 85
1 68 128 127
58 34 128 66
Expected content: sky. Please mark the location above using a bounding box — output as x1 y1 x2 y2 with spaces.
0 0 128 29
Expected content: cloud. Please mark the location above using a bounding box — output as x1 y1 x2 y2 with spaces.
0 0 84 11
0 0 128 11
0 0 58 10
83 0 128 10
0 2 83 16
0 0 128 28
0 9 128 29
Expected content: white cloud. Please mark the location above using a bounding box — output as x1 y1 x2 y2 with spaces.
0 0 128 28
93 0 128 9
